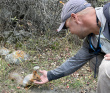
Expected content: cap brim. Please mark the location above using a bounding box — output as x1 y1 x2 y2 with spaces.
57 22 65 32
103 22 110 40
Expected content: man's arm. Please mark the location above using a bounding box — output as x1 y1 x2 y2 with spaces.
34 38 96 84
47 38 96 81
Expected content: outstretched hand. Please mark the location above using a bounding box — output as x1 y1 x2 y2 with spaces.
34 70 49 84
104 53 110 60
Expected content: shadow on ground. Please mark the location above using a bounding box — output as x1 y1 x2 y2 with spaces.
29 86 96 93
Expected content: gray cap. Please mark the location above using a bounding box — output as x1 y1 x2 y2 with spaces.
57 0 91 32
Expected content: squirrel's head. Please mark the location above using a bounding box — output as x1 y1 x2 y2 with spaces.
33 71 41 81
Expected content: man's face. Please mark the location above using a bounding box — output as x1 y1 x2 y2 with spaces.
65 15 86 39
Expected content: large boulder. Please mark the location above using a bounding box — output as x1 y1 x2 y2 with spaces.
5 50 29 65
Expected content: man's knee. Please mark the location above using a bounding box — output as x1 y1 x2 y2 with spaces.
99 59 110 79
97 59 110 93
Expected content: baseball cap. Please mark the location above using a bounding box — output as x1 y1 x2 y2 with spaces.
57 0 91 32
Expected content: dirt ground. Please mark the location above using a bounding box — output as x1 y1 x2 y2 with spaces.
0 62 97 93
28 86 96 93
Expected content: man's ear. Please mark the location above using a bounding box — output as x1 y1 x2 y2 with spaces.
71 13 80 24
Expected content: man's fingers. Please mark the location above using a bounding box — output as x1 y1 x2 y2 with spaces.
33 80 44 84
105 57 110 60
104 54 110 57
39 70 45 74
104 54 110 60
39 70 43 73
39 70 47 76
104 55 110 60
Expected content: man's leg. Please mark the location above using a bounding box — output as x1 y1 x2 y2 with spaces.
89 54 104 74
97 58 110 93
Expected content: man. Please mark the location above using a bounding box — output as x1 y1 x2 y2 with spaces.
34 0 110 93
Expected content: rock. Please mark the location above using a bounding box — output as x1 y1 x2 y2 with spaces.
0 47 10 57
33 66 40 71
5 50 29 65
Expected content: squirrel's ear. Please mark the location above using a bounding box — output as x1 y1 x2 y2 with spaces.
33 71 37 75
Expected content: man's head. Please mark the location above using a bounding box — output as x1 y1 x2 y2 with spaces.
65 7 97 39
57 0 91 32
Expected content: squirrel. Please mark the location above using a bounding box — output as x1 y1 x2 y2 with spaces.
9 66 41 87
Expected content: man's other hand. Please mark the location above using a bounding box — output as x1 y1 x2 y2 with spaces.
104 54 110 60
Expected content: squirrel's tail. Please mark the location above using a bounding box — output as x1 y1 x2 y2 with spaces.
9 72 23 85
